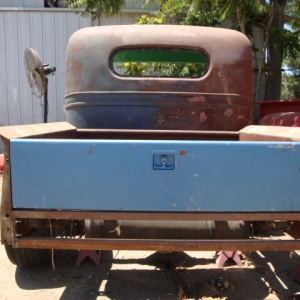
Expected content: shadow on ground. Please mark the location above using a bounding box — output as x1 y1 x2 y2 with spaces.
14 249 300 300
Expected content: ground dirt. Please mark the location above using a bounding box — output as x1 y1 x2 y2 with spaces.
1 174 300 300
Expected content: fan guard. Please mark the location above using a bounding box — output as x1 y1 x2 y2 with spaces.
24 48 56 122
24 48 46 98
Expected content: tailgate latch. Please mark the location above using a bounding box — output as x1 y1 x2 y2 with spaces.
153 154 175 170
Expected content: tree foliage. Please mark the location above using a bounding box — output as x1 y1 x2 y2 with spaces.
66 0 300 100
138 0 269 35
138 0 189 24
138 0 221 26
282 56 300 99
285 0 300 29
271 28 300 61
117 62 206 77
138 0 300 101
218 0 269 35
281 1 300 99
64 0 125 18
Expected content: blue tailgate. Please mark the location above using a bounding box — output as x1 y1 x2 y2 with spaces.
10 139 300 212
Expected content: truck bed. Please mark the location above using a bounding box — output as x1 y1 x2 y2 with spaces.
1 123 300 252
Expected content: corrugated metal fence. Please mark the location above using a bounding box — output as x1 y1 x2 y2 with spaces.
1 0 44 8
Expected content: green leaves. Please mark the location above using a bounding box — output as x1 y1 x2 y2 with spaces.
185 1 221 26
63 0 299 100
138 0 189 24
64 0 126 18
137 0 269 35
116 62 206 77
271 28 300 61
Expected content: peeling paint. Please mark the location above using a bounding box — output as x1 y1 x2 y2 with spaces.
191 198 197 206
237 115 244 120
224 109 233 118
157 116 165 125
193 173 198 177
188 96 206 103
218 67 232 105
199 112 207 122
268 145 295 149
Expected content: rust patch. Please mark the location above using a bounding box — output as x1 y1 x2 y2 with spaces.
168 115 180 119
218 67 232 105
199 112 207 122
297 167 300 171
188 96 206 103
287 221 300 239
224 109 233 118
180 150 186 156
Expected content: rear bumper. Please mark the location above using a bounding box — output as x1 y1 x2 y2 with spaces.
11 210 300 251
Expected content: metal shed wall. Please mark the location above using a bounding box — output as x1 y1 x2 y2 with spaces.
0 9 92 128
0 0 44 7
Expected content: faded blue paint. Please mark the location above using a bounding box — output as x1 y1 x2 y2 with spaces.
10 139 300 212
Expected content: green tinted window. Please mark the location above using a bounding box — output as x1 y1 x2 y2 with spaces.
112 49 208 78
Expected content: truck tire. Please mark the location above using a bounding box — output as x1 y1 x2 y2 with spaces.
5 245 50 267
5 228 50 267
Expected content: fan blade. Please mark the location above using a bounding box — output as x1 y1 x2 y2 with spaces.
29 70 45 98
24 48 43 73
24 48 46 98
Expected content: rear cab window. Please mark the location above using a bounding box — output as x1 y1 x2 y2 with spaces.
111 48 208 78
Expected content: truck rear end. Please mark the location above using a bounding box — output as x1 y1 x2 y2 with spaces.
1 25 300 267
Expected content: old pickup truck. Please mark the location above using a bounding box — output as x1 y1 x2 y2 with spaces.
1 25 300 267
